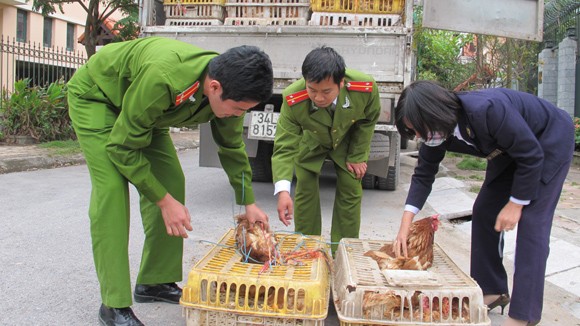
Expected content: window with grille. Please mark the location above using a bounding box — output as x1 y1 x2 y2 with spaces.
16 9 28 42
43 17 53 47
66 23 75 51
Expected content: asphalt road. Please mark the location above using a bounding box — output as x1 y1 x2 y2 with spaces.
1 148 578 325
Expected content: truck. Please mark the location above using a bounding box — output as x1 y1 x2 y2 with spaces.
138 0 413 191
137 0 544 191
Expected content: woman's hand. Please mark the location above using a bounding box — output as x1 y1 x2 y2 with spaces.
157 193 193 238
495 201 523 232
393 211 415 258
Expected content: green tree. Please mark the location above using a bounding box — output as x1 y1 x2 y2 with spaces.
413 6 542 93
413 7 475 89
32 0 139 58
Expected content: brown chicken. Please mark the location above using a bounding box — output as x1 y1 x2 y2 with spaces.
364 215 440 270
234 214 278 264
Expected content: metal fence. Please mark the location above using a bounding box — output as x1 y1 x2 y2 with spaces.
544 0 579 46
0 35 87 95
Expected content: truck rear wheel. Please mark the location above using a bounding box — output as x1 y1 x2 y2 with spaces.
249 141 273 182
377 166 397 191
361 174 376 189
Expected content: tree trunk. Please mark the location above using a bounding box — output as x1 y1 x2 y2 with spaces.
84 0 100 58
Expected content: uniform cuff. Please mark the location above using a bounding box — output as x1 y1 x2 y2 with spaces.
404 204 420 215
510 196 530 206
274 180 291 196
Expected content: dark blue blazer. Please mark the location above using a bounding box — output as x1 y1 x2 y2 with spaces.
406 88 574 210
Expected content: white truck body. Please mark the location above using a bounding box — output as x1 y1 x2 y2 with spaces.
139 0 414 190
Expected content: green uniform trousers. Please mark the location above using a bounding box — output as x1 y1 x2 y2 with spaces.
68 70 184 308
293 156 362 253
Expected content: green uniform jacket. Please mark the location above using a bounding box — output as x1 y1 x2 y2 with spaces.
79 37 255 204
272 69 381 181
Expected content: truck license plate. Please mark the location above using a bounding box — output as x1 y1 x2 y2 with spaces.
248 111 280 140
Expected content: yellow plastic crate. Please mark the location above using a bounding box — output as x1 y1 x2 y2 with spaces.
333 238 490 325
309 12 401 27
181 229 331 325
310 0 403 14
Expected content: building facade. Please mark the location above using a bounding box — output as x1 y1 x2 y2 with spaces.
0 0 124 93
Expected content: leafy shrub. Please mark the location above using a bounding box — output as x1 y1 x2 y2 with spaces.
0 79 75 143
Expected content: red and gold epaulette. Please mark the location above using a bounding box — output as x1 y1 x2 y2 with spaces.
285 89 309 106
346 81 373 93
175 81 200 105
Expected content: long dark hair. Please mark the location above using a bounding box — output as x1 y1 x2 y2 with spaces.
395 80 461 140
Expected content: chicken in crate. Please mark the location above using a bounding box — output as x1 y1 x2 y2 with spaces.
333 216 491 325
180 215 332 326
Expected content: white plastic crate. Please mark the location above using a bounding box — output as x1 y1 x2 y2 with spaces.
309 12 401 27
224 0 310 20
164 3 225 19
225 17 307 25
333 238 491 325
165 18 224 25
181 229 331 325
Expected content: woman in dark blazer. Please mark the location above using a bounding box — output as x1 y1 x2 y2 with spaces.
392 80 574 326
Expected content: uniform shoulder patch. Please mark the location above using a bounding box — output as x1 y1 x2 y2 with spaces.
285 89 309 106
346 81 373 93
175 81 200 105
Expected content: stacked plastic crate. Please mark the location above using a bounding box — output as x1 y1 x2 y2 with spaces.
224 0 310 26
333 238 491 325
180 229 331 325
309 0 403 27
163 0 226 26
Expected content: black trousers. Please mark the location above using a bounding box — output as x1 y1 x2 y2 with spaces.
470 160 571 322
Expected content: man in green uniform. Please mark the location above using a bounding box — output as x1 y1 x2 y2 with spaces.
67 37 273 326
272 46 380 253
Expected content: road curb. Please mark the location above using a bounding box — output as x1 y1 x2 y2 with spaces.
0 155 86 174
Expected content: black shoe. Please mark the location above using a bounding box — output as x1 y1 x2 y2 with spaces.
98 304 144 326
134 283 182 304
486 293 510 315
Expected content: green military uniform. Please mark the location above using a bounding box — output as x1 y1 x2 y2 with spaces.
272 69 380 252
67 37 255 308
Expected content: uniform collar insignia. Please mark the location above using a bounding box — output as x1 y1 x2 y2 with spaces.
342 96 350 109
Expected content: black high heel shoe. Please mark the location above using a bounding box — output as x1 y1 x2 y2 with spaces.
486 293 510 315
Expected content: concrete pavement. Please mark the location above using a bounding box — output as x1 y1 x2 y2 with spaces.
1 129 579 325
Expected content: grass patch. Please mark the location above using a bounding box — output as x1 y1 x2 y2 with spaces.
38 140 82 156
445 152 464 158
468 174 484 181
457 157 487 171
469 185 481 194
